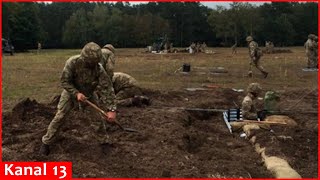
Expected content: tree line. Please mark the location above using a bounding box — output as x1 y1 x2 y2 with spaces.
2 2 318 51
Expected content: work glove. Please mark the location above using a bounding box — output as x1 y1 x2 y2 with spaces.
257 110 267 121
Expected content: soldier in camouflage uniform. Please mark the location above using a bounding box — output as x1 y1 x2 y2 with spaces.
231 42 237 54
190 42 196 54
314 36 318 68
40 42 117 156
196 42 201 53
246 36 268 78
100 44 115 79
169 43 173 53
242 83 263 120
269 41 274 54
304 34 318 68
200 42 207 53
37 42 42 54
113 72 150 107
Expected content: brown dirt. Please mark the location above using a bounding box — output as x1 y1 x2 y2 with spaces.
2 88 317 178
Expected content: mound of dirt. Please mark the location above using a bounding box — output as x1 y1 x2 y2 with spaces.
2 88 317 178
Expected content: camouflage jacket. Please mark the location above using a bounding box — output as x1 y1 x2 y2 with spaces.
101 48 115 79
190 43 196 49
241 93 257 120
61 55 116 110
248 41 260 58
112 72 138 94
305 39 317 55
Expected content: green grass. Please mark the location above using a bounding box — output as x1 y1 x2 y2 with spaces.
2 47 317 112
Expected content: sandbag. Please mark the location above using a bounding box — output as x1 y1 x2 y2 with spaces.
265 115 298 126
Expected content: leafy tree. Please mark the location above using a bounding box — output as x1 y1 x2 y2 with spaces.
62 8 91 47
2 2 318 49
3 3 42 50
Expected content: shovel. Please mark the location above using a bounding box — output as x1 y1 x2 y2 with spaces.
85 100 139 133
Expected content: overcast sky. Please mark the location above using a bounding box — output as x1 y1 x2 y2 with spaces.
201 2 268 9
127 1 269 9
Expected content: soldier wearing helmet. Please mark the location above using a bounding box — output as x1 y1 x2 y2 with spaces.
101 44 116 79
246 36 268 78
314 36 318 68
40 42 117 156
305 34 318 68
231 42 237 54
112 72 150 107
242 83 263 120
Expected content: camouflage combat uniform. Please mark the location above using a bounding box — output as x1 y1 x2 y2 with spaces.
265 41 270 54
42 43 116 145
242 83 262 120
269 42 274 54
305 34 318 68
169 43 173 53
101 44 116 79
190 43 196 54
201 42 207 53
196 43 201 53
242 93 258 120
231 43 237 54
112 72 143 106
246 36 268 77
314 37 318 67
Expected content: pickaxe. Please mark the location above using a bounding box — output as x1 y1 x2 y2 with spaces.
85 100 139 133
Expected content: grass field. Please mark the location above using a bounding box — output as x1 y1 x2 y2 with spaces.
2 47 317 112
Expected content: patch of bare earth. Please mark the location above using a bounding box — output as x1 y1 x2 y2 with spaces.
2 88 317 178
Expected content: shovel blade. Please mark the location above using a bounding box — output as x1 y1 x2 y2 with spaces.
123 127 139 133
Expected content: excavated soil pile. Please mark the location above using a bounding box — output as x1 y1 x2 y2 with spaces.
2 88 317 178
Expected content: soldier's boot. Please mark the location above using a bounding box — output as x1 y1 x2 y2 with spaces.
39 143 50 156
263 72 269 78
132 96 143 106
100 143 114 155
140 96 151 105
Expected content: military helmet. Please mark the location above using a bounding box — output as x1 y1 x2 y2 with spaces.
308 34 315 40
103 44 115 54
246 36 253 42
81 42 102 63
247 83 262 94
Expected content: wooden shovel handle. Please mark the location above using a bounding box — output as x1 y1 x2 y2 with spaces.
85 100 106 114
85 100 124 130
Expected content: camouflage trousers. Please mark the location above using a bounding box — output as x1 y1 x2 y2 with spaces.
232 48 237 54
248 57 268 75
307 53 317 68
116 86 142 107
42 90 109 145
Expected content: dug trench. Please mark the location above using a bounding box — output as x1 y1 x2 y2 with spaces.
2 88 317 178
